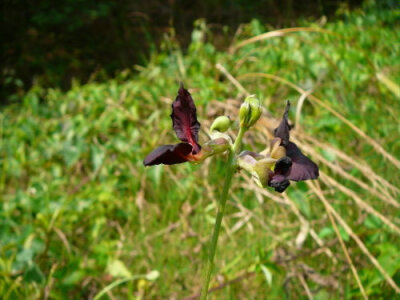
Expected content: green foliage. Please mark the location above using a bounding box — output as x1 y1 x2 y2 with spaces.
1 2 399 299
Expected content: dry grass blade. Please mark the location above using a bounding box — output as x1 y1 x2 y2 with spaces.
294 137 400 208
240 180 288 205
297 273 314 300
215 63 249 96
312 181 368 300
320 172 400 235
238 72 400 170
376 72 400 97
231 27 336 52
302 135 400 196
295 90 312 130
283 194 337 263
241 173 337 261
308 181 400 294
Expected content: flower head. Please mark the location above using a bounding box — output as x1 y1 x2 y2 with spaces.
143 85 202 166
269 101 319 192
238 101 319 193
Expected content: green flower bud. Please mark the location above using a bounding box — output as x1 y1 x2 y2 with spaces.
239 102 251 128
204 137 231 154
239 95 262 129
210 116 232 133
209 131 233 144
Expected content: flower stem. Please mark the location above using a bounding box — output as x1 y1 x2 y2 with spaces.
233 126 246 153
200 151 236 299
200 125 247 299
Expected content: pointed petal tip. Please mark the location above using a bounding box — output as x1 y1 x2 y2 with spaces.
171 85 201 150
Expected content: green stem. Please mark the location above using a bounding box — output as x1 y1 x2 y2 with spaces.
233 126 246 153
200 126 247 299
200 152 236 299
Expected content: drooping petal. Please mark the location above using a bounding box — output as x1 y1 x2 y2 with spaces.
143 143 193 166
268 156 292 193
268 174 291 193
170 85 201 153
274 101 291 146
285 142 319 181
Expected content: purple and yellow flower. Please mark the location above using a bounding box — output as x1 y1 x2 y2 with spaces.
238 101 319 193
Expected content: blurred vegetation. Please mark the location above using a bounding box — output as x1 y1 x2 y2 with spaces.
1 0 371 103
1 0 400 299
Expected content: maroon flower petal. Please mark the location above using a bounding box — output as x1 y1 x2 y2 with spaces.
274 101 291 146
286 142 319 181
268 157 292 193
171 85 201 154
143 143 193 166
268 174 291 193
274 156 292 176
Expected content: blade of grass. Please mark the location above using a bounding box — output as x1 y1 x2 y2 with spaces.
312 181 368 300
302 135 399 196
307 181 400 294
294 137 400 208
93 271 159 300
320 172 400 235
231 27 336 52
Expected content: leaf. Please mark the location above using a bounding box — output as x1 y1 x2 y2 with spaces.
93 270 159 300
318 227 334 239
107 259 132 278
23 264 45 284
145 270 160 281
260 265 273 286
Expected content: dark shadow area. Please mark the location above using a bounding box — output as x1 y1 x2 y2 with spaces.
1 0 377 102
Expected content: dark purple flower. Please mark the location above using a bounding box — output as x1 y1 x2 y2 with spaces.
143 85 202 166
268 101 319 192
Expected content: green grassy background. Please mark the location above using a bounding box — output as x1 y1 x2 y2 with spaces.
1 2 400 299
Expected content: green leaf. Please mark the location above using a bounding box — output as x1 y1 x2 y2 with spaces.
260 265 273 286
107 259 132 278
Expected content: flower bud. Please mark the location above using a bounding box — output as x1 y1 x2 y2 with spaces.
209 131 233 144
210 116 232 133
204 137 231 154
239 95 262 128
239 102 251 128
